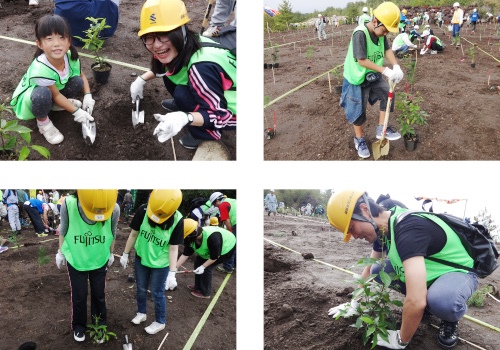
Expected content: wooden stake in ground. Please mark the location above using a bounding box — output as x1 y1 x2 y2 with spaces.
156 332 169 350
171 138 176 161
460 43 465 57
327 72 332 93
272 66 275 84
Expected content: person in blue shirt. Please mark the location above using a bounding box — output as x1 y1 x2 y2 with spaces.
470 9 479 32
409 25 421 43
23 198 51 236
54 0 120 47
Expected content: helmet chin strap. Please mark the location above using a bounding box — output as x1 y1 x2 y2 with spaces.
182 24 187 46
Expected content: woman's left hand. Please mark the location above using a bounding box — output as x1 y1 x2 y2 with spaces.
152 112 189 143
193 265 205 275
107 253 115 267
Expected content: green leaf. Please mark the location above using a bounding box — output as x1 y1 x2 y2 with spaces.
379 270 392 289
31 145 50 159
20 132 31 144
360 316 374 324
0 119 6 128
19 146 30 160
5 136 16 150
391 300 403 307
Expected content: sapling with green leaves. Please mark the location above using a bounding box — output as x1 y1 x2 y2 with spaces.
331 257 403 349
395 92 429 140
74 17 111 70
38 246 50 267
306 45 313 69
272 44 279 64
468 45 475 64
86 315 117 344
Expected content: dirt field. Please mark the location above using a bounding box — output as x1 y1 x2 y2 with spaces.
0 0 235 160
0 214 236 349
264 214 500 350
263 21 500 160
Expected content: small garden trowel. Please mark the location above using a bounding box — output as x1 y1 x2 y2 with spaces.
82 108 96 144
132 97 144 127
123 335 132 350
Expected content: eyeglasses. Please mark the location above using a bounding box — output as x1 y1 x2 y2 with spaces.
142 34 170 45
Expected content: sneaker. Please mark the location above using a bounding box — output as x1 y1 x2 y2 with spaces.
39 120 64 145
431 50 437 54
0 246 8 254
179 133 202 150
131 312 147 325
161 99 179 112
29 0 39 6
191 290 210 299
144 321 165 335
437 320 459 349
216 266 234 273
187 284 196 291
202 25 221 38
37 233 48 237
353 137 370 158
51 98 82 112
74 330 85 342
376 125 401 140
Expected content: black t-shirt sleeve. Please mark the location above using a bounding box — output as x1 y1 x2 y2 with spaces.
352 30 367 60
130 204 147 231
183 244 195 256
169 219 184 245
393 214 447 262
207 231 223 260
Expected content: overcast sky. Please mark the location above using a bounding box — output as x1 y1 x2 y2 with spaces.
265 0 355 14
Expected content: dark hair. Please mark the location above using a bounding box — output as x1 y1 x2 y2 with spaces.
149 25 201 75
353 194 385 217
34 15 79 61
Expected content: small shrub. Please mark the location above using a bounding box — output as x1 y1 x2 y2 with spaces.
467 285 494 307
395 92 429 139
86 315 117 344
74 17 111 68
38 246 50 266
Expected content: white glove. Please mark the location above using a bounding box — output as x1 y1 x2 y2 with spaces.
67 98 82 109
382 67 395 81
56 249 66 269
193 265 205 275
327 300 360 318
120 252 129 269
72 108 94 123
392 65 404 83
420 48 426 55
107 253 114 267
165 271 177 290
130 76 146 102
375 330 407 349
82 94 95 115
153 112 189 143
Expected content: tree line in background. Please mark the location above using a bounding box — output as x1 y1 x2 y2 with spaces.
266 189 333 210
265 0 498 31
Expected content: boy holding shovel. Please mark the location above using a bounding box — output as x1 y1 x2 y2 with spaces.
340 1 404 159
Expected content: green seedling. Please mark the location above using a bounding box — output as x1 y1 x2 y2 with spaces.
395 92 429 139
7 231 22 249
38 246 50 266
74 17 111 69
86 315 117 344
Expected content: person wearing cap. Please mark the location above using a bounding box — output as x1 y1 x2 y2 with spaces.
451 2 464 48
2 190 22 236
470 9 479 33
420 30 444 55
23 198 51 237
391 30 417 58
423 24 434 36
315 14 327 41
264 189 278 217
340 1 404 159
36 190 44 202
408 25 421 43
55 190 120 343
209 191 236 273
326 190 478 349
436 11 444 28
120 189 184 335
358 7 372 26
176 218 236 298
130 0 236 151
399 9 408 32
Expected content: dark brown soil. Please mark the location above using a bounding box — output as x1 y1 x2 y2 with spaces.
0 216 236 349
264 214 500 350
263 21 500 160
0 0 235 160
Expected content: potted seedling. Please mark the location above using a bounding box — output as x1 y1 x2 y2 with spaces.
469 45 476 68
75 17 112 84
0 101 50 160
332 66 343 94
272 44 279 68
395 92 429 151
306 45 313 70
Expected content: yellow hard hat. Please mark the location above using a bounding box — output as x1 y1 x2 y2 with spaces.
147 189 182 224
210 217 219 226
373 2 401 33
183 218 198 238
77 189 118 222
402 9 407 15
138 0 190 37
327 190 365 242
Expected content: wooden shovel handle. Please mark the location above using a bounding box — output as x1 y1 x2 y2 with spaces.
380 80 397 141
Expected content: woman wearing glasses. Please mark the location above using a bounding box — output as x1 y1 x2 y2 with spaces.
130 0 236 150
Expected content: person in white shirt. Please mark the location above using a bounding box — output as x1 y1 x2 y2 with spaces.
316 14 327 41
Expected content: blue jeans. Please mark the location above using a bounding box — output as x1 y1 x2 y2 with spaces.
452 23 461 38
372 259 478 321
135 255 169 324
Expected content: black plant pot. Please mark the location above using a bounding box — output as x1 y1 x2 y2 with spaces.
334 85 342 94
91 62 112 84
404 134 419 151
272 63 279 68
471 63 476 68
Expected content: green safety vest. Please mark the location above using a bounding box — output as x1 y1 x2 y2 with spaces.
61 196 113 271
190 226 236 260
429 35 442 47
387 206 474 284
223 197 237 226
11 51 81 120
344 25 385 85
165 37 236 114
134 210 182 268
393 34 406 48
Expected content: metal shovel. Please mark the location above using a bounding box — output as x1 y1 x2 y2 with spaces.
372 80 397 160
132 97 145 127
82 108 96 144
123 335 132 350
